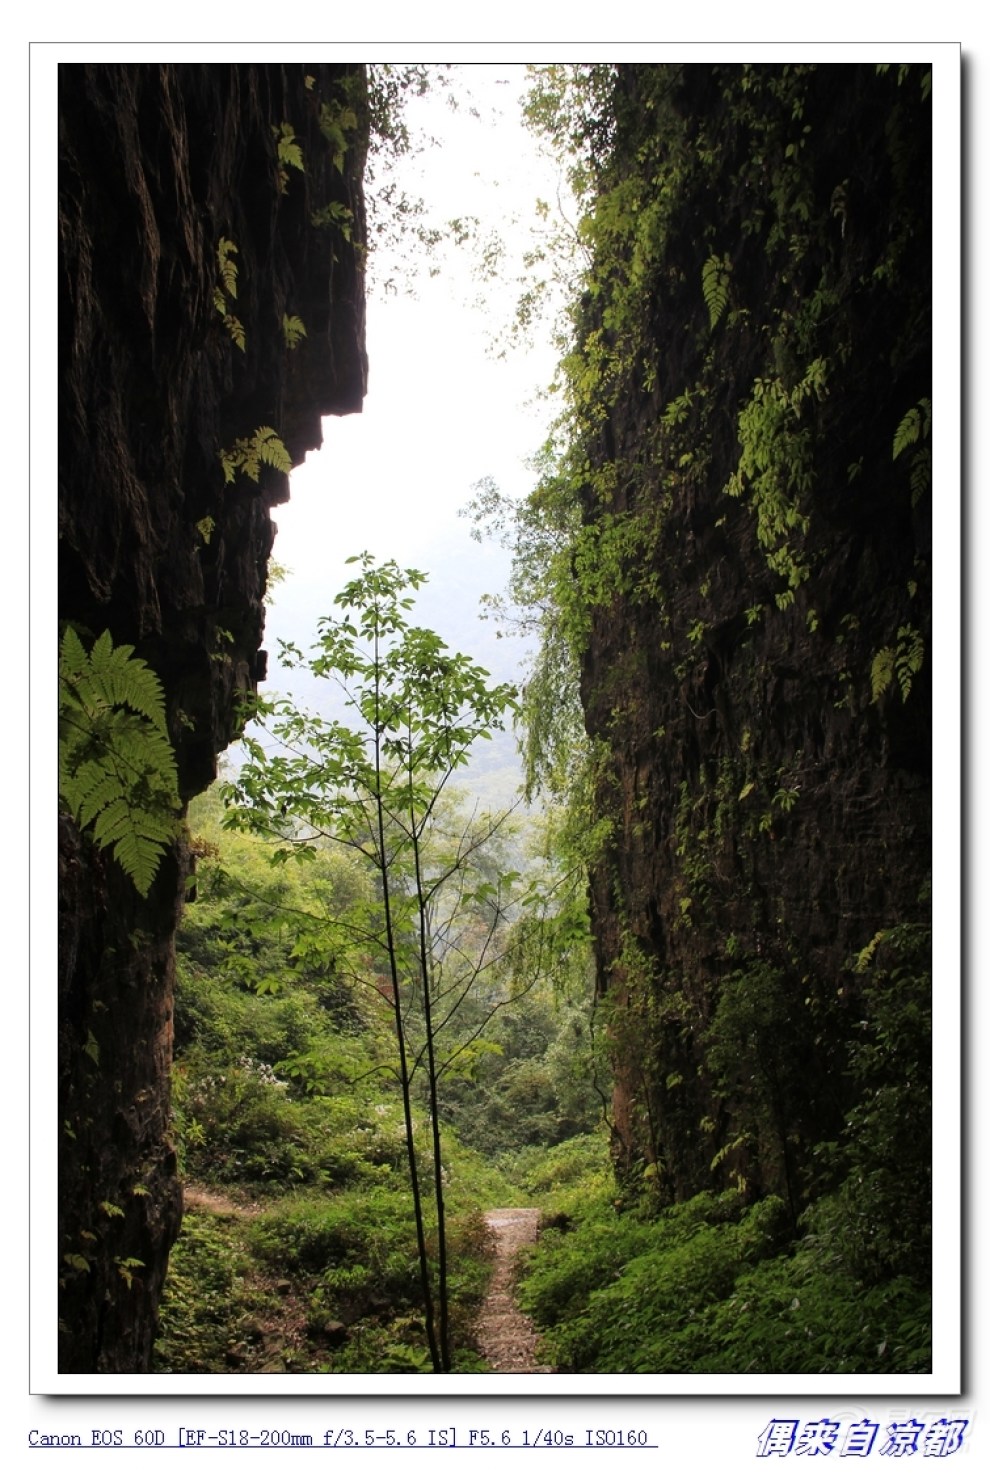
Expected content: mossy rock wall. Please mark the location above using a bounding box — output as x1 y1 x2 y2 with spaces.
569 64 930 1206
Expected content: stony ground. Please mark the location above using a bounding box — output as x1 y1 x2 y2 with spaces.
474 1208 554 1374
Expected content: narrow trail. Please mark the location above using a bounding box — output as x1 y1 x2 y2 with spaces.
476 1208 554 1374
181 1186 554 1373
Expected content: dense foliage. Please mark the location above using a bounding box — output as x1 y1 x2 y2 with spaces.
157 565 603 1372
515 925 931 1373
160 793 527 1373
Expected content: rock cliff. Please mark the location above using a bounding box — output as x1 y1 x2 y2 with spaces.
58 62 367 1371
559 64 931 1213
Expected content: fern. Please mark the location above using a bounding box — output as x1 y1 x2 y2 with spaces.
59 628 180 896
311 202 354 240
892 406 920 460
222 314 246 352
282 314 308 350
275 122 305 173
892 397 931 460
909 446 931 506
217 238 239 299
220 426 292 484
870 645 895 703
894 625 925 700
701 253 731 330
870 625 925 704
854 930 887 973
215 239 245 349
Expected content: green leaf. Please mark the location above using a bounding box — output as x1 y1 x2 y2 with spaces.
276 122 305 173
223 314 246 351
701 253 731 330
217 238 239 299
219 426 292 484
282 314 308 350
59 628 180 895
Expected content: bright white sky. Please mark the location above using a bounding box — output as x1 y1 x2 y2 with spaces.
265 66 566 697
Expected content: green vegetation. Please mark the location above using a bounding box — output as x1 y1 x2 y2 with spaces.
161 788 525 1373
221 555 529 1370
155 63 932 1379
219 426 292 485
518 1188 929 1374
58 627 180 896
460 62 931 1375
158 558 599 1373
513 924 930 1373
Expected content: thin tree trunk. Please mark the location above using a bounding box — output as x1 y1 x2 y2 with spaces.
372 629 440 1372
408 777 450 1371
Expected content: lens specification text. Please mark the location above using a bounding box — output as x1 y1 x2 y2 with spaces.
28 1428 653 1450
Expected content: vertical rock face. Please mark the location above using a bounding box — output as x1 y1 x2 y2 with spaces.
58 63 368 1371
571 65 931 1209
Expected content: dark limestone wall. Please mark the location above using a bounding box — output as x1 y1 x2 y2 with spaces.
58 63 367 1371
571 65 931 1209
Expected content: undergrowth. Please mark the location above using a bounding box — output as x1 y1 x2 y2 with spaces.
517 1183 930 1374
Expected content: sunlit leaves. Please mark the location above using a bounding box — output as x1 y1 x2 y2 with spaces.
220 426 292 485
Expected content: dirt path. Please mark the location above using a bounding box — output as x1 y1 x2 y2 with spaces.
475 1208 554 1374
180 1187 553 1373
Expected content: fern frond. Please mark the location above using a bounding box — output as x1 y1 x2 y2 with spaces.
84 632 170 729
220 446 239 484
282 314 307 350
254 426 292 474
870 645 895 702
870 626 924 705
112 828 174 899
701 253 731 330
59 624 90 676
892 406 920 460
58 628 180 896
223 314 246 351
217 238 239 299
894 625 924 701
219 427 292 484
276 123 305 173
909 447 931 506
